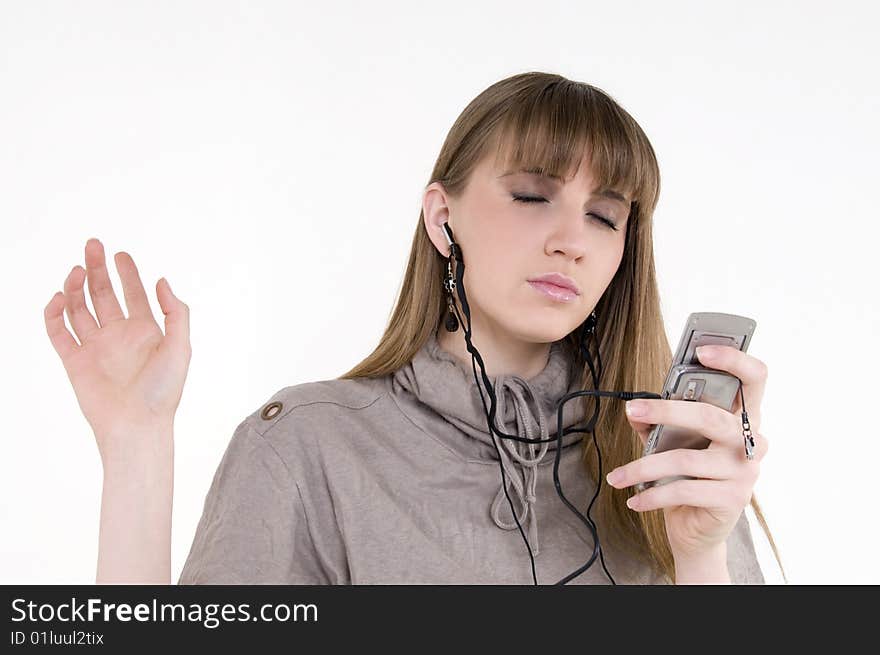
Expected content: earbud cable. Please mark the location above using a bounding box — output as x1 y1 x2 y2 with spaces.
445 241 750 585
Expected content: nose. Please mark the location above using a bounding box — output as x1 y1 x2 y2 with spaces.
547 211 589 260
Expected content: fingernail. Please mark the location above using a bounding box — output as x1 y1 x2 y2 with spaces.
625 400 646 417
696 345 714 360
606 469 623 485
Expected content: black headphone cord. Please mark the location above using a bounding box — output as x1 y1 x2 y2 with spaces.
444 229 661 585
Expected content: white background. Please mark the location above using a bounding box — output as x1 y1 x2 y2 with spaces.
2 0 877 585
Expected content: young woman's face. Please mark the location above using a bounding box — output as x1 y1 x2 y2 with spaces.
426 151 630 345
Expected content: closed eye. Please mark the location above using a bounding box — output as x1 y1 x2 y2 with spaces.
511 194 619 231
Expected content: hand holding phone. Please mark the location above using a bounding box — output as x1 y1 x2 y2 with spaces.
634 312 756 492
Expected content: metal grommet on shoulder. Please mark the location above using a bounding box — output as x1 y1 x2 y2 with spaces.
260 401 283 420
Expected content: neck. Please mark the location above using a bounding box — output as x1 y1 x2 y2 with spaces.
436 323 552 381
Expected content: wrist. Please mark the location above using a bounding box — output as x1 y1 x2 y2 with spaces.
99 426 174 476
673 544 730 584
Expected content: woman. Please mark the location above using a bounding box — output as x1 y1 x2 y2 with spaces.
43 71 784 584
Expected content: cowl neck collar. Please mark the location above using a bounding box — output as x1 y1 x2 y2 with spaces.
390 328 588 555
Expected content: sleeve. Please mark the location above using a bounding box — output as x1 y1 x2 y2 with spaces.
725 509 766 584
177 420 330 584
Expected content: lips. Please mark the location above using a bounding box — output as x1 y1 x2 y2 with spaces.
527 273 580 295
528 281 578 302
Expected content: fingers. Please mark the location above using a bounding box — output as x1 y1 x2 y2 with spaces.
156 277 191 355
696 345 767 432
114 250 155 322
44 290 81 361
624 411 652 446
50 239 183 356
84 238 125 327
63 265 99 343
624 478 753 513
625 399 743 450
606 446 754 491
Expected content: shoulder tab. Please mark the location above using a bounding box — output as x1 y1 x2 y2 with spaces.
247 377 386 436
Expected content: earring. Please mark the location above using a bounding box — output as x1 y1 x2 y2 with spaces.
579 310 598 350
443 259 459 332
584 310 597 336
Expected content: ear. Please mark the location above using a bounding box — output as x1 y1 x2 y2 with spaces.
423 182 453 258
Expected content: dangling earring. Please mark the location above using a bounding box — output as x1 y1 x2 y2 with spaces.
579 309 602 382
584 310 597 337
443 259 459 332
579 309 598 350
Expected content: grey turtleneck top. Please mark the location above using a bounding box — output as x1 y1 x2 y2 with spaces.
177 330 765 584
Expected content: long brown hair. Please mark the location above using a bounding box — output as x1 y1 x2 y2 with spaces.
338 71 785 584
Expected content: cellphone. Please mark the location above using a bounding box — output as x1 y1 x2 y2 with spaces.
634 312 756 493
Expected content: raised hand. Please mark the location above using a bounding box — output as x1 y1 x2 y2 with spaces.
44 238 191 467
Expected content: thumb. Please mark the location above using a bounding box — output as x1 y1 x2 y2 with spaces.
156 278 190 354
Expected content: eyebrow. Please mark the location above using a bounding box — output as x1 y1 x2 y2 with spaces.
498 167 631 204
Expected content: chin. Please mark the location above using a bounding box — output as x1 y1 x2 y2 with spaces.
504 318 575 346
